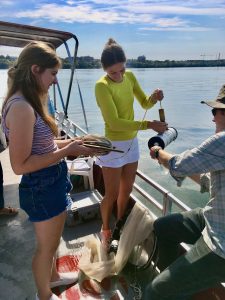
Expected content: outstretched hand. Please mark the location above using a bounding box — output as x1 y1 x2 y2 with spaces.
147 120 168 134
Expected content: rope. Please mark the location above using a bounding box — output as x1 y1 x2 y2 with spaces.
76 77 89 132
128 234 159 299
129 244 143 300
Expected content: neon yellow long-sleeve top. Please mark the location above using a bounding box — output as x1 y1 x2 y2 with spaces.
95 70 156 141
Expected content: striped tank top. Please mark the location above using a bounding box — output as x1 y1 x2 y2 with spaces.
2 97 58 155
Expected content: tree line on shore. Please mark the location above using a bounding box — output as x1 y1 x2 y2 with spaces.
1 54 225 69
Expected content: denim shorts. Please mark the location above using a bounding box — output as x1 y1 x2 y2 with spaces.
19 160 72 222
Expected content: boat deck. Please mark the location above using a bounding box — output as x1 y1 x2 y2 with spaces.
1 149 37 299
0 150 152 300
2 149 225 300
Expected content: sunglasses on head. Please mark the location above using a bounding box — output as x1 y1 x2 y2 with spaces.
211 108 225 116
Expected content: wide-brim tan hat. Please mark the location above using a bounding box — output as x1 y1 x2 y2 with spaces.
201 84 225 108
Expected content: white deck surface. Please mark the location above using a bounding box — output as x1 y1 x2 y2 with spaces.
0 149 36 299
0 150 104 299
1 148 21 206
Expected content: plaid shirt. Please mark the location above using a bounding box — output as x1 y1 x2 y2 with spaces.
169 131 225 259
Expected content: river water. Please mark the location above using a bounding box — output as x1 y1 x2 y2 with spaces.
1 67 224 210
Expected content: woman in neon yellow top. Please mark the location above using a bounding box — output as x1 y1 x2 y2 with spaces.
95 38 167 251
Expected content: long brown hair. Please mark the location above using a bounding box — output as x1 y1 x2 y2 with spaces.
101 38 126 69
3 41 61 135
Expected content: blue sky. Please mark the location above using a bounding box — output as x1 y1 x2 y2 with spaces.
0 0 225 60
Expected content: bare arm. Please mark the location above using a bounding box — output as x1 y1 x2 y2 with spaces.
7 102 97 175
150 146 201 185
55 137 82 149
150 147 173 168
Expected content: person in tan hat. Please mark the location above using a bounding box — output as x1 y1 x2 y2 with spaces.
201 84 225 109
145 85 225 300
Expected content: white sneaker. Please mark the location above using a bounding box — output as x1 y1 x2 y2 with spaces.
36 293 60 300
50 272 78 288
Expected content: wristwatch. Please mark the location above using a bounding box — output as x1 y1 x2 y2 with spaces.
154 148 160 159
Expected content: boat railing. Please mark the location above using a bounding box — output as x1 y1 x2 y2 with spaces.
55 111 87 138
132 169 192 251
133 169 191 217
55 112 191 216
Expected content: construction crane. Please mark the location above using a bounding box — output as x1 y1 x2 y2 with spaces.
200 54 214 60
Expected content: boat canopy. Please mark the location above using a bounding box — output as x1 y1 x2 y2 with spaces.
0 20 82 119
0 20 78 49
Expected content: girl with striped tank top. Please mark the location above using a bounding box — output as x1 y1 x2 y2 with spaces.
1 41 98 300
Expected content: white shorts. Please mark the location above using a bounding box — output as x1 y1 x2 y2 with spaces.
95 137 140 168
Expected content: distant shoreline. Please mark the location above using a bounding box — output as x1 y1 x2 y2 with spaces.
0 55 225 69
